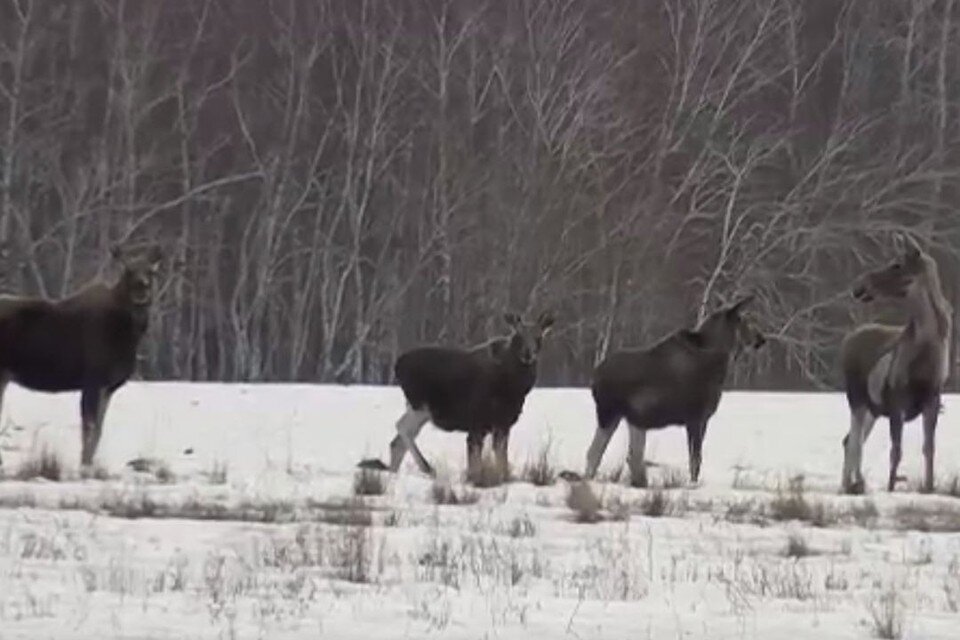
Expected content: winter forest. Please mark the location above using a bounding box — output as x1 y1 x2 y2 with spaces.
2 0 959 390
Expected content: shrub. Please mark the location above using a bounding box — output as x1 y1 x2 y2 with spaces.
353 468 387 496
867 586 905 639
431 478 480 506
521 441 557 487
784 533 812 558
639 489 671 517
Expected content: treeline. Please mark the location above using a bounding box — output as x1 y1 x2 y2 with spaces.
1 0 959 389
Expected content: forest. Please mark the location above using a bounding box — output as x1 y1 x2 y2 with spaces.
1 0 959 389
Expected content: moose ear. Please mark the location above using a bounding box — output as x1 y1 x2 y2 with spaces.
903 234 922 261
147 246 163 272
537 311 555 335
503 312 522 327
892 232 905 253
728 294 755 314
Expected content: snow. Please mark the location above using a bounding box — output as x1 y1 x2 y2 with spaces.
0 382 959 639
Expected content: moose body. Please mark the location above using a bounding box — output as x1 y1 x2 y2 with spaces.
581 297 764 487
840 237 951 494
395 345 535 434
359 312 553 482
0 246 161 469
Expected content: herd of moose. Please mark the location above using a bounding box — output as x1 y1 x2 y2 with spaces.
0 234 951 499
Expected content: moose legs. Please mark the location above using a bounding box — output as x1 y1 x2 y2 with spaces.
921 398 940 493
80 387 111 469
841 406 877 494
387 404 432 475
685 419 707 484
465 428 510 484
886 412 905 492
627 424 647 488
584 423 617 480
0 374 7 467
492 428 509 480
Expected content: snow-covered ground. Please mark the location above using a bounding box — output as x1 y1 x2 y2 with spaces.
0 383 959 639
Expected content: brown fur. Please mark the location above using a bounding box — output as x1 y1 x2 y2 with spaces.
358 312 555 483
582 296 765 487
841 237 951 494
0 246 162 469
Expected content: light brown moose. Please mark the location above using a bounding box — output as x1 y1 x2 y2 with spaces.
840 235 952 494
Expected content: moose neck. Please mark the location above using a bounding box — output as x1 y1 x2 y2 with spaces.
111 282 152 333
904 266 951 346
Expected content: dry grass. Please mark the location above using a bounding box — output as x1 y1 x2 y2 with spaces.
82 465 112 481
205 460 228 485
504 514 537 538
598 465 624 484
606 494 631 521
867 586 905 639
638 489 671 517
769 475 812 522
938 475 960 499
783 533 813 559
657 467 686 489
945 557 960 613
846 500 879 529
520 441 557 487
328 523 380 583
431 478 480 506
16 447 63 482
893 503 960 533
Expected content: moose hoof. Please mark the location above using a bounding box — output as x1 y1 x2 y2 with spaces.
843 480 866 495
558 470 584 483
357 458 389 471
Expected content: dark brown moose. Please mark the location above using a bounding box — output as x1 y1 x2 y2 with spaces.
0 246 162 471
840 235 951 494
574 296 765 488
359 312 554 484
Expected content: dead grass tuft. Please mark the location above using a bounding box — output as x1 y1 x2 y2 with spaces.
938 475 960 499
769 475 812 522
431 478 480 506
504 514 537 538
521 441 557 487
944 556 960 612
867 586 905 639
638 489 671 517
894 503 960 533
657 467 686 489
206 460 228 485
783 533 814 558
16 447 63 482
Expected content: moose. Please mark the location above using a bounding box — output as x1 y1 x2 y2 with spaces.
359 311 555 483
840 235 952 494
0 245 162 471
571 296 765 488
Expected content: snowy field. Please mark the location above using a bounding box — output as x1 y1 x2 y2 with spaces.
0 383 959 639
